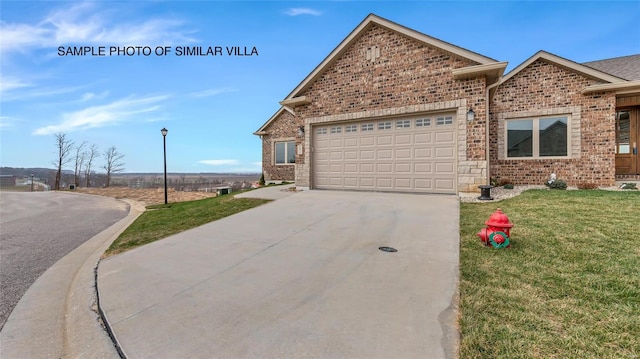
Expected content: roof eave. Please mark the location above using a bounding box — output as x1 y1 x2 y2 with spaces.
582 80 640 95
452 62 508 85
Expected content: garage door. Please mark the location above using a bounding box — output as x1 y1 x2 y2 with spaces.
312 113 456 193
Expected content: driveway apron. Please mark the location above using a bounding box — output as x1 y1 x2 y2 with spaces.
98 190 459 358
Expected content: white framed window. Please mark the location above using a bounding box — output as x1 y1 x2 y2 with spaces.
345 124 357 133
275 141 295 164
416 118 431 127
396 120 411 128
330 126 342 134
436 116 453 126
316 127 327 135
378 121 391 130
506 115 569 158
361 123 374 131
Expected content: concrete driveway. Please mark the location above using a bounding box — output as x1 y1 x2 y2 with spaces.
98 190 460 358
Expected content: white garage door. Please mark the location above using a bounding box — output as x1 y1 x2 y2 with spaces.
312 113 457 194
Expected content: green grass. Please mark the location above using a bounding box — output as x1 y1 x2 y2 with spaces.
459 190 640 359
105 194 270 256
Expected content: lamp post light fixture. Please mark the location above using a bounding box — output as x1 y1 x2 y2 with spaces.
31 173 34 192
161 128 168 205
467 107 476 122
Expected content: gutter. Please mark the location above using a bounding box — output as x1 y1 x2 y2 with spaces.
485 79 502 185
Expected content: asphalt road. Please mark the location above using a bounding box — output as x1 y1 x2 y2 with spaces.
0 191 128 330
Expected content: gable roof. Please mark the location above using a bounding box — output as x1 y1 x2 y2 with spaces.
582 54 640 81
500 50 626 85
282 13 499 101
253 107 294 135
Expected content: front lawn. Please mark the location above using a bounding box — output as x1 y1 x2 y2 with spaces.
459 190 639 359
105 195 270 256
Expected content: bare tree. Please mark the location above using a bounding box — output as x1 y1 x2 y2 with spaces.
103 146 125 187
53 132 74 190
84 144 99 187
73 141 86 187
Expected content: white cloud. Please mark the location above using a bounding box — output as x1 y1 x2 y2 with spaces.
0 2 197 53
189 87 237 98
252 161 263 168
0 76 32 95
284 8 322 16
199 159 240 166
81 91 109 102
0 116 13 128
32 94 169 135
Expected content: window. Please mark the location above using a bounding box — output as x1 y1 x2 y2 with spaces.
378 121 391 130
316 127 327 135
361 123 374 131
416 118 431 127
436 116 453 126
330 126 342 134
396 120 411 128
275 141 295 164
345 125 357 133
506 116 569 158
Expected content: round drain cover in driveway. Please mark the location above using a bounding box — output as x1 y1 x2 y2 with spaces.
378 246 398 253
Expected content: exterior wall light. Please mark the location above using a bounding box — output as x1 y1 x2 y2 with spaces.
467 108 475 122
297 125 305 137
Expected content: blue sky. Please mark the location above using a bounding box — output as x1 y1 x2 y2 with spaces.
1 1 638 173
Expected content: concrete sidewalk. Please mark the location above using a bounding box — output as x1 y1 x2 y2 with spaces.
98 189 460 358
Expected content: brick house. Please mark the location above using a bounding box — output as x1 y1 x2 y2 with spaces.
254 14 640 193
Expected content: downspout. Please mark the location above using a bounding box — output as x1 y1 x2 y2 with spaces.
486 79 501 185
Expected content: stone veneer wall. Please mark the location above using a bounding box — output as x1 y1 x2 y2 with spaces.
287 24 489 192
489 59 617 186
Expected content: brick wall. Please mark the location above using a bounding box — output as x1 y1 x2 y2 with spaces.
261 110 302 182
262 23 492 191
490 59 617 186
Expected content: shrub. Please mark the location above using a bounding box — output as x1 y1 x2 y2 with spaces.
503 184 514 189
545 179 567 190
577 182 598 190
259 173 265 186
498 178 513 186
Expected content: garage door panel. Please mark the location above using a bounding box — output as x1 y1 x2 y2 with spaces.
395 163 411 173
360 137 375 146
376 163 393 173
415 162 433 174
435 131 455 143
395 148 411 159
344 163 358 173
414 133 432 144
344 138 359 147
312 113 456 194
377 149 392 159
377 135 393 146
435 147 454 159
395 134 412 145
376 178 393 188
360 163 375 173
415 148 432 159
344 150 358 160
394 178 411 189
361 150 375 160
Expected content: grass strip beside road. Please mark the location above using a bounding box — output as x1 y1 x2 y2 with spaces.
459 190 639 359
105 195 270 256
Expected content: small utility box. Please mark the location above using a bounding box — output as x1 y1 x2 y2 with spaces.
216 186 232 195
69 184 76 190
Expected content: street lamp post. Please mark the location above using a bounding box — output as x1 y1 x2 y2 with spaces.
161 128 168 205
31 173 34 192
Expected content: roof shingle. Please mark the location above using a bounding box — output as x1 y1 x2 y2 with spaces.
582 54 640 81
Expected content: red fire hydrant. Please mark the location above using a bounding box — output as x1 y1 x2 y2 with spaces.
477 208 513 249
